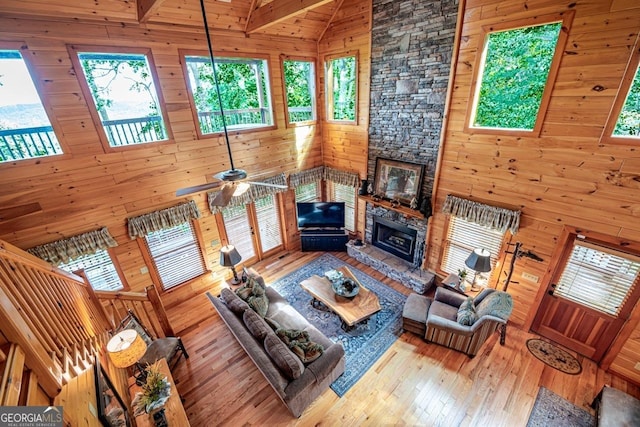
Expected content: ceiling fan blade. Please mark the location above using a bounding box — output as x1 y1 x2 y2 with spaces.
176 181 223 197
210 183 236 206
246 181 288 189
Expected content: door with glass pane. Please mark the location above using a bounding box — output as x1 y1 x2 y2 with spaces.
532 229 640 362
220 195 283 263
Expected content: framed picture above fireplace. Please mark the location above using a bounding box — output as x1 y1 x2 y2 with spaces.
373 158 424 206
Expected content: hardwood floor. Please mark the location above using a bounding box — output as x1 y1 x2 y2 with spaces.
164 251 640 426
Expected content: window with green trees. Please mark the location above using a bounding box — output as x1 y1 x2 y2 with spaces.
470 19 565 133
0 48 63 162
282 58 316 124
612 62 640 139
74 49 169 148
326 54 357 122
184 55 273 135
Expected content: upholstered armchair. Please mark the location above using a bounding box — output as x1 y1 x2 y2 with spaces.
403 287 513 357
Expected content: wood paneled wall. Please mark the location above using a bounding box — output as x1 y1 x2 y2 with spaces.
0 15 321 292
427 0 640 382
318 0 372 234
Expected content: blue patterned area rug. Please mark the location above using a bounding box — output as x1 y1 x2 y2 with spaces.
270 253 406 397
527 387 595 427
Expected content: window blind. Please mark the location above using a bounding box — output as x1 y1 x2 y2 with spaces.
555 241 640 316
441 216 504 276
145 222 206 290
331 182 355 231
255 194 282 252
222 204 256 260
295 182 320 203
59 249 123 291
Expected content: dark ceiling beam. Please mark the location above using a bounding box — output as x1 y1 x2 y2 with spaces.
246 0 334 34
138 0 167 23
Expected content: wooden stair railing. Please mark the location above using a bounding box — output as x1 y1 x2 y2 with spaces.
93 283 175 338
0 239 112 397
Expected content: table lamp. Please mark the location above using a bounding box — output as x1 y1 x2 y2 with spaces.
107 329 148 383
220 244 242 285
465 248 492 291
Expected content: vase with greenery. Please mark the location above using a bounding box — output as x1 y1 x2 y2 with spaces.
132 361 171 419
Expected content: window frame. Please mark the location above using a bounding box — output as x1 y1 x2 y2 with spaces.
68 44 173 153
59 247 128 292
180 49 277 139
0 41 68 166
464 11 574 137
439 216 507 287
140 219 209 292
601 37 640 145
280 55 317 127
324 51 359 124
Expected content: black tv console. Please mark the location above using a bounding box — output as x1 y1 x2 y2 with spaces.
300 228 348 252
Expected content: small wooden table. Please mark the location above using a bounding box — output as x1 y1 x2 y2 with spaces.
300 266 381 330
129 358 190 426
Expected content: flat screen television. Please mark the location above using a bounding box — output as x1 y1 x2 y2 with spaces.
296 202 345 229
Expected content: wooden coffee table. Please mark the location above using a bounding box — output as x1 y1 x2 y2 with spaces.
300 266 381 331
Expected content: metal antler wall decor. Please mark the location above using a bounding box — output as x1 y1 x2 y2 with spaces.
501 241 544 292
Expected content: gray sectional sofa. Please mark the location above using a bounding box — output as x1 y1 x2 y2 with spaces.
206 270 345 418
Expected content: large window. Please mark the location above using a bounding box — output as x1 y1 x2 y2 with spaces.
330 182 355 231
325 53 357 122
72 48 169 149
441 217 504 282
254 195 283 253
145 222 206 290
0 48 63 162
605 43 640 142
555 240 640 316
183 54 274 136
467 13 572 135
221 204 256 261
282 58 316 125
59 249 124 292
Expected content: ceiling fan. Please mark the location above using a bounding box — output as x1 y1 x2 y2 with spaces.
175 0 287 206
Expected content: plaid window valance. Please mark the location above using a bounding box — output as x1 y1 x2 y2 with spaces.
324 167 359 187
127 200 201 239
27 227 118 265
442 194 520 234
288 166 325 188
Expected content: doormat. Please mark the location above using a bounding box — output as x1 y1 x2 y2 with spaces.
526 386 594 427
270 253 406 397
527 338 582 375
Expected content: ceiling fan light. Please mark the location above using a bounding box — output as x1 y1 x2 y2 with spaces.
233 182 250 196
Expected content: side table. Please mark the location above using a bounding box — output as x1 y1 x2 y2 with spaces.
129 358 190 426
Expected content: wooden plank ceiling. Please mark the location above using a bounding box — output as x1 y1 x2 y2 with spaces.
0 0 344 40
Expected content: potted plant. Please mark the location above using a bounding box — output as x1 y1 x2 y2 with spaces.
132 361 171 424
457 268 469 292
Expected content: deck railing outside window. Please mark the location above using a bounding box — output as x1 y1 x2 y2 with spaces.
0 125 62 161
103 116 166 147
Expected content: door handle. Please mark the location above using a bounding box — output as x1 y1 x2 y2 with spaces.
548 283 556 296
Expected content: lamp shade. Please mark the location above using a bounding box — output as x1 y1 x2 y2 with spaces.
220 245 242 267
465 248 492 273
106 329 147 368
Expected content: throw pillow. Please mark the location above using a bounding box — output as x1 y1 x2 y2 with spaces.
475 291 513 320
457 297 478 326
264 316 282 331
276 328 324 364
235 276 269 317
243 309 271 341
220 288 250 315
243 267 266 288
264 334 304 380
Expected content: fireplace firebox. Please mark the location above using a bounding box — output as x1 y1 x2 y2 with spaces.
372 216 418 263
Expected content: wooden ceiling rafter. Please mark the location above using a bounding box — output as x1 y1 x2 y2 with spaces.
138 0 169 22
316 0 345 43
244 0 261 33
245 0 335 34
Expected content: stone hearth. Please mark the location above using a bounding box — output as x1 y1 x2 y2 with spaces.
347 240 434 294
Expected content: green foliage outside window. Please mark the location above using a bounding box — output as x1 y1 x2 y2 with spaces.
473 22 562 130
283 60 315 123
329 56 356 121
613 64 640 138
185 56 273 134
